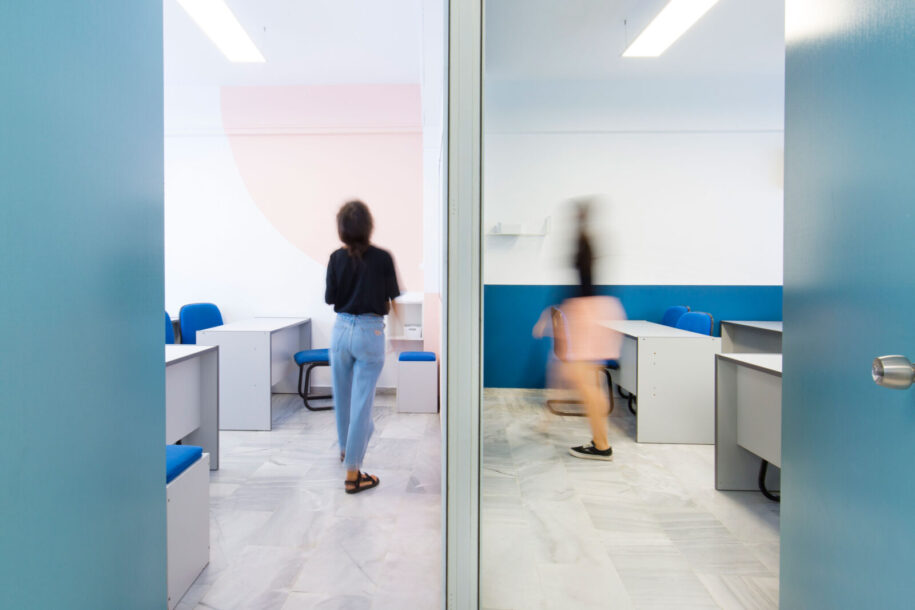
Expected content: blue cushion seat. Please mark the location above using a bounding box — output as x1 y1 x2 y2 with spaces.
166 445 203 484
661 305 690 327
399 351 436 362
676 311 714 336
178 303 223 345
294 348 330 366
602 359 619 369
165 311 175 344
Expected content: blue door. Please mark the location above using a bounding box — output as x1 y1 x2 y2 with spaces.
782 1 915 607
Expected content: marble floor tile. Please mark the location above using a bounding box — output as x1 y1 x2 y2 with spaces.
481 388 780 609
177 394 442 610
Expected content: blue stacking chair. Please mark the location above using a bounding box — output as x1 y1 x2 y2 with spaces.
165 311 176 344
661 305 690 327
676 311 714 336
293 349 333 411
545 307 617 416
178 303 223 345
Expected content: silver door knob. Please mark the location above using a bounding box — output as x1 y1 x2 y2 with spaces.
872 355 915 389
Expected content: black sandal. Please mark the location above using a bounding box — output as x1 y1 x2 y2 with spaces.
345 471 380 494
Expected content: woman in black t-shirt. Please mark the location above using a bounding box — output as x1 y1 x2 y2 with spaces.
325 200 400 494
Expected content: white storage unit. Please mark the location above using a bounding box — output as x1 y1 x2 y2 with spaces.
167 452 210 610
602 320 722 444
397 352 439 413
388 292 425 344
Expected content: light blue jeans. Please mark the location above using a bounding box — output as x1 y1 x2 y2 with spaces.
330 313 386 470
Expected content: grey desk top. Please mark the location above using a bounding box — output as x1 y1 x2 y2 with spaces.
166 344 217 366
601 319 717 339
198 317 310 334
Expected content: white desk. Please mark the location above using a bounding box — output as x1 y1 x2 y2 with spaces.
602 320 721 444
720 321 782 354
715 353 781 491
165 344 219 469
197 317 311 431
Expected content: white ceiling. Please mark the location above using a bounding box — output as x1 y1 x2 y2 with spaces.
485 0 785 80
165 0 783 88
164 0 425 87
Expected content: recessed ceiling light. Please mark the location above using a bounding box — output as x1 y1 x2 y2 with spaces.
177 0 265 63
623 0 720 58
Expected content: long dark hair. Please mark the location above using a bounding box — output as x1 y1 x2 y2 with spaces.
337 200 373 260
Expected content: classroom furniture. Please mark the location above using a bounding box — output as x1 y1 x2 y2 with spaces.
397 351 439 413
675 311 714 335
545 307 616 416
720 320 783 353
166 311 176 344
294 348 332 411
602 320 721 444
661 305 690 327
166 445 210 610
197 317 312 431
715 353 781 500
166 344 219 469
179 303 223 345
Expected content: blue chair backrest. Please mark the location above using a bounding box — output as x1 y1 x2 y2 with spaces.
661 305 690 327
676 311 714 336
165 311 175 344
179 303 223 345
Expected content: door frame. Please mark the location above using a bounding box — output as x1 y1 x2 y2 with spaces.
444 0 483 608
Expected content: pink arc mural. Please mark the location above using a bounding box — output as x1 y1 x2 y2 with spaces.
220 84 424 293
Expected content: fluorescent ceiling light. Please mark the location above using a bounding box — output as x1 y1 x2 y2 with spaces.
623 0 720 58
177 0 265 63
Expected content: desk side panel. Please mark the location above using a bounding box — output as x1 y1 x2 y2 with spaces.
165 357 201 444
182 348 219 470
716 358 766 490
736 367 783 467
270 322 311 393
617 335 637 394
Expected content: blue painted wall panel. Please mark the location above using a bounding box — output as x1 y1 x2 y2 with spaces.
0 3 165 608
484 284 782 388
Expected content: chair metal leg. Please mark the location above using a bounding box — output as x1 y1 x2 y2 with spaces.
299 363 333 411
758 459 780 503
627 394 637 415
548 367 615 417
546 398 587 417
602 368 615 415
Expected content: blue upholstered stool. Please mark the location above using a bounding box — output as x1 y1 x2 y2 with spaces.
293 348 333 411
165 444 209 609
399 351 436 362
397 352 438 413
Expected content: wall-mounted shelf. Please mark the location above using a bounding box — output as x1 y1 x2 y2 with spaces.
488 217 551 236
387 292 424 345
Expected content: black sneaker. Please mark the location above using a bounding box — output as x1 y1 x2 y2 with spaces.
569 441 613 461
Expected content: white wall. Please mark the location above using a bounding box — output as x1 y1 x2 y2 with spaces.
165 2 446 388
483 2 785 287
